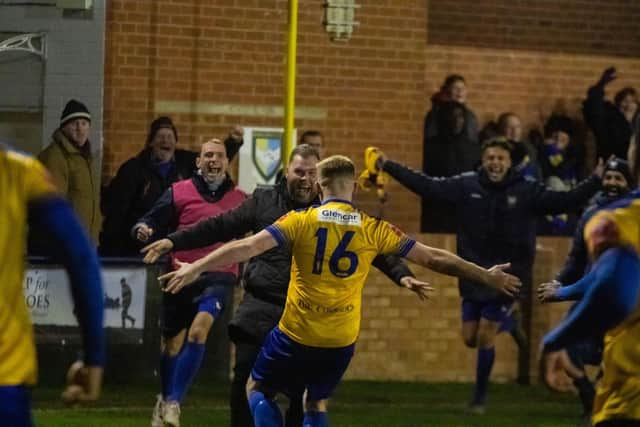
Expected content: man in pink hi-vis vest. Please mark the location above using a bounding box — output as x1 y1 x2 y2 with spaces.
133 138 246 427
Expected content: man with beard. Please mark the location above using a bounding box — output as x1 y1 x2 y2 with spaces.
158 155 519 427
133 139 246 427
538 158 634 423
141 144 426 427
365 138 603 413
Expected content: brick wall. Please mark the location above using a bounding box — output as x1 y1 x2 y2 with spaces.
104 0 426 229
425 1 640 180
104 1 638 382
104 0 640 233
428 0 640 58
346 234 573 383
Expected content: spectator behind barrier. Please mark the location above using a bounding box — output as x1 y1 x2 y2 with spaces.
275 130 326 183
537 114 586 235
424 74 479 148
422 99 480 232
100 116 197 256
37 99 101 244
100 120 244 257
497 112 542 180
583 67 639 160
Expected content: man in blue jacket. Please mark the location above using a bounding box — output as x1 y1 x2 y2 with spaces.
365 138 604 413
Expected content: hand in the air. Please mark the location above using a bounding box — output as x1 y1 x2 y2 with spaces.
486 263 521 297
598 67 617 86
229 125 244 141
592 155 614 179
141 238 174 263
158 260 200 294
537 280 562 303
400 276 435 301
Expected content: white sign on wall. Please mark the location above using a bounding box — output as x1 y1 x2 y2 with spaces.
23 266 147 330
238 127 297 193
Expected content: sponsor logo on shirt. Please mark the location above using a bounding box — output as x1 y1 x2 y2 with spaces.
318 209 362 226
297 298 354 314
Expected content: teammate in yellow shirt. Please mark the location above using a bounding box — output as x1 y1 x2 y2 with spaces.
541 192 640 427
0 143 104 425
161 155 521 427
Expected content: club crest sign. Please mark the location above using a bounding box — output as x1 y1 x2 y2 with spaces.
239 127 297 193
252 134 282 182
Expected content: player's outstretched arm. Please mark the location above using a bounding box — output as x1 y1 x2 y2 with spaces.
541 247 640 391
28 197 105 403
542 247 640 352
538 272 593 303
160 229 277 294
399 276 434 301
404 241 521 296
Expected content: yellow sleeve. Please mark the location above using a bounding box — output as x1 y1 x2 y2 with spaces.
371 219 416 257
266 210 303 246
25 157 57 202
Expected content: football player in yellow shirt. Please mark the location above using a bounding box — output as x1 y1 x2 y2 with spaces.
161 155 521 427
0 143 104 425
542 192 640 427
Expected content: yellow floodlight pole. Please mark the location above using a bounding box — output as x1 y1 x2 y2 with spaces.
282 0 298 168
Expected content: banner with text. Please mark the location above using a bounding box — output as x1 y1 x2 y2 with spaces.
24 266 146 330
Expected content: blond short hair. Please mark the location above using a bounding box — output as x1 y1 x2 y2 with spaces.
200 138 226 155
317 155 356 191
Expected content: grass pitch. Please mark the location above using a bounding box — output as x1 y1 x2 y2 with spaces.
33 380 583 426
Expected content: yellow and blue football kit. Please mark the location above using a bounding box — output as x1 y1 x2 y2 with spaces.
0 148 57 386
266 198 415 348
543 192 640 426
251 198 414 402
0 145 105 424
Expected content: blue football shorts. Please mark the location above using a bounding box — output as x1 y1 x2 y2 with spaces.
461 299 512 323
0 385 32 427
162 271 235 338
251 326 355 401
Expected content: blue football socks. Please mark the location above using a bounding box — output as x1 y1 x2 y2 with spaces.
168 342 205 403
473 347 495 405
248 391 284 427
160 353 178 399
